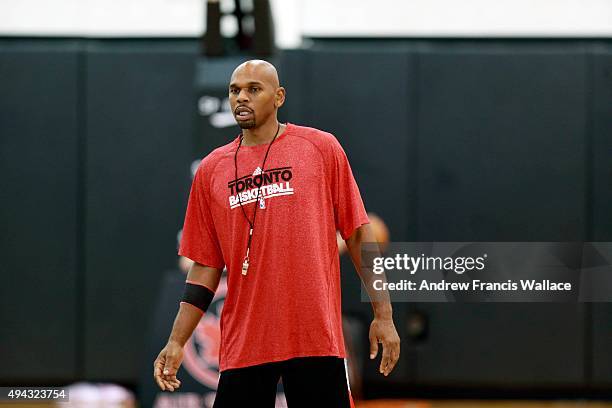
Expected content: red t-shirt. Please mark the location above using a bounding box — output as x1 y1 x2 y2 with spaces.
178 123 369 371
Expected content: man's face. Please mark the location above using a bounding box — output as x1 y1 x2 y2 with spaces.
228 68 278 129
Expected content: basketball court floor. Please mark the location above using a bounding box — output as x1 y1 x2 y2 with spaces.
4 400 612 407
357 401 612 408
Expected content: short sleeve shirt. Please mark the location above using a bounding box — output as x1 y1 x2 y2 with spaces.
179 123 369 371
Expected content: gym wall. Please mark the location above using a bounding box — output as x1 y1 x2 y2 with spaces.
1 37 611 395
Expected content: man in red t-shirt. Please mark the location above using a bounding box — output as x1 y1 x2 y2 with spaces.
154 60 400 407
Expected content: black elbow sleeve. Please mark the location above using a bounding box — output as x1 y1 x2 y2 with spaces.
181 282 215 313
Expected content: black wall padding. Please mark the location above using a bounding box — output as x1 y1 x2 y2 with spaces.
278 49 310 126
407 45 587 388
307 49 415 242
83 41 197 381
2 38 612 394
0 41 80 381
416 48 587 242
589 49 612 386
590 50 612 243
410 303 585 386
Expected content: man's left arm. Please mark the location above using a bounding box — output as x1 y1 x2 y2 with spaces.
345 223 401 376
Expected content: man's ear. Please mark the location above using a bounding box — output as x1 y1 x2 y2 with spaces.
275 87 286 108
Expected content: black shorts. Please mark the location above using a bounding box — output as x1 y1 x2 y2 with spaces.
213 356 355 408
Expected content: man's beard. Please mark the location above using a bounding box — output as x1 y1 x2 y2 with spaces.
237 118 256 129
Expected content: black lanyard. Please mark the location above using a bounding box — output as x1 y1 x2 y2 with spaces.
234 122 281 276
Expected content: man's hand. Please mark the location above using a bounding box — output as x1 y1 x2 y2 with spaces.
369 317 400 376
153 341 184 391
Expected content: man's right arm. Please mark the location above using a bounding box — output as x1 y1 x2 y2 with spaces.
153 262 222 391
169 262 223 346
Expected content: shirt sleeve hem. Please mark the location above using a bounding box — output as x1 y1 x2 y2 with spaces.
340 217 371 241
177 250 225 270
